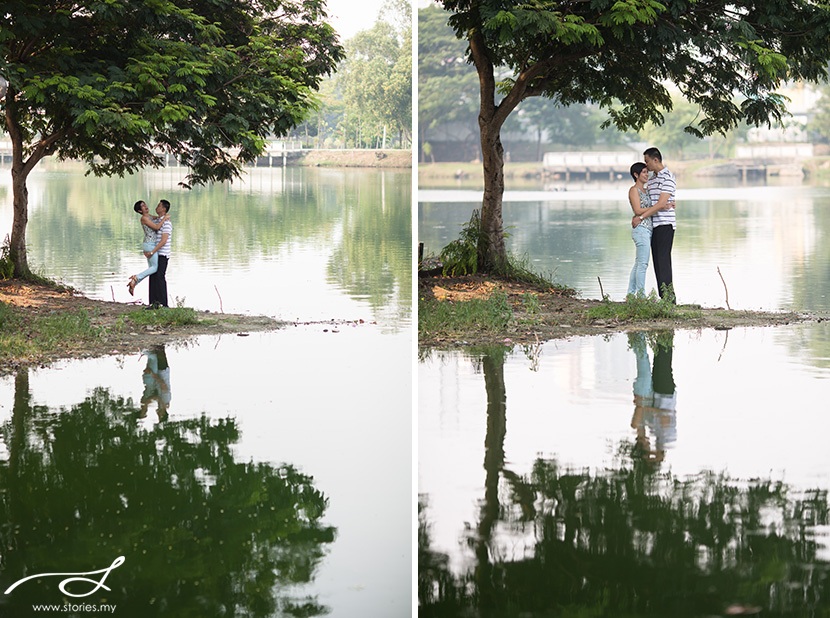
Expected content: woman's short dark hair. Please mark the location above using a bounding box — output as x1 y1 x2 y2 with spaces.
133 200 145 214
630 162 647 180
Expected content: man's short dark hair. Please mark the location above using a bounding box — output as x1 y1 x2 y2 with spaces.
643 147 663 162
133 200 145 214
630 162 647 180
158 199 171 213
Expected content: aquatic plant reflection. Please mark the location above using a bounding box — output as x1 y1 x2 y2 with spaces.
419 344 830 618
0 369 335 616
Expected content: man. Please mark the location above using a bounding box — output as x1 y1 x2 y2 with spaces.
633 147 676 301
146 199 172 308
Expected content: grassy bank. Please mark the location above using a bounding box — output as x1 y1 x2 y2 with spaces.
295 149 411 168
418 273 809 348
0 300 201 362
0 279 280 374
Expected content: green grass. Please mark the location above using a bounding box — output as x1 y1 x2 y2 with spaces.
419 291 514 339
124 303 202 327
585 290 703 321
0 303 105 358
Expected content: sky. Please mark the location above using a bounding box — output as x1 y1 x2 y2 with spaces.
325 0 386 40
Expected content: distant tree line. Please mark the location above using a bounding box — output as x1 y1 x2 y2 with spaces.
289 0 412 150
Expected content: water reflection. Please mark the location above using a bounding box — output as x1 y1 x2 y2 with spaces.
0 368 335 616
419 339 830 617
421 457 830 617
139 346 171 422
629 332 677 464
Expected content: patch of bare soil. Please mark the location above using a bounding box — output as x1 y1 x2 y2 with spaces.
419 274 821 348
0 280 283 375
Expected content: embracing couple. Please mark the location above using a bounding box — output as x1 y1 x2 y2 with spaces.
627 147 676 302
127 199 172 309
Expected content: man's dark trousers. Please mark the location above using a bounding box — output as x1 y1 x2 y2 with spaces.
651 225 674 300
148 255 169 308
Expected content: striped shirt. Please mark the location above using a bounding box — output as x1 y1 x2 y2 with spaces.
647 167 677 229
158 219 172 258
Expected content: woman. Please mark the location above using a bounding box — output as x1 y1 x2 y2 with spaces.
627 162 653 297
127 200 169 296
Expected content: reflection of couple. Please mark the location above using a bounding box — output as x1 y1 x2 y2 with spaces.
140 345 171 421
629 332 676 463
627 147 677 301
127 199 172 309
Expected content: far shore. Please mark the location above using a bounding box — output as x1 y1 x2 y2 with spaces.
417 156 830 185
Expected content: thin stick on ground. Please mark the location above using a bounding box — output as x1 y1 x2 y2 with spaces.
717 267 731 310
214 285 224 314
598 276 605 300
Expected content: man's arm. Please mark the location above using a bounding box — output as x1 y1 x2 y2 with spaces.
631 192 675 227
145 232 169 258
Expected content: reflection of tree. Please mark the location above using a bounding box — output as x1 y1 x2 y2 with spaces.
0 369 335 617
418 347 830 618
327 171 412 324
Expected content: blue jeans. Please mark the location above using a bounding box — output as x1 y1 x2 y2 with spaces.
628 224 652 296
135 241 158 284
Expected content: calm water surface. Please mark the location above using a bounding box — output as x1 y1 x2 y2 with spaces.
419 326 830 617
419 180 830 311
419 178 830 616
0 164 412 617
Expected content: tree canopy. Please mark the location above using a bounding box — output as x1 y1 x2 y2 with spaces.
433 0 830 270
293 0 412 149
1 0 344 276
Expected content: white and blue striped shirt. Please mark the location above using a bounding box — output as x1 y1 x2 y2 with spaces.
158 219 172 258
648 168 677 229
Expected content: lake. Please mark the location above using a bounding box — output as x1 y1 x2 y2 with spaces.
418 177 830 617
0 162 412 617
419 179 830 311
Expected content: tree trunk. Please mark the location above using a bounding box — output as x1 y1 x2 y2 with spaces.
469 29 530 273
478 118 507 270
476 351 507 609
9 166 30 278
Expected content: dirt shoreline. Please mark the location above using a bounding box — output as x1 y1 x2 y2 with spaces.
0 280 288 376
418 275 822 349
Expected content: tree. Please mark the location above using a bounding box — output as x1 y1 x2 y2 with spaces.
503 97 630 160
807 83 830 144
1 0 343 278
436 0 830 271
418 5 480 162
339 0 412 148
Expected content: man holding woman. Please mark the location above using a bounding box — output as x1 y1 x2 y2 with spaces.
128 199 173 308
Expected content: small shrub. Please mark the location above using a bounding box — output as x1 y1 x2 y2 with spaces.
0 236 14 281
521 292 541 316
440 210 484 276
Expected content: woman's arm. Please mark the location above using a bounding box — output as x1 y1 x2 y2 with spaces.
141 214 170 231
